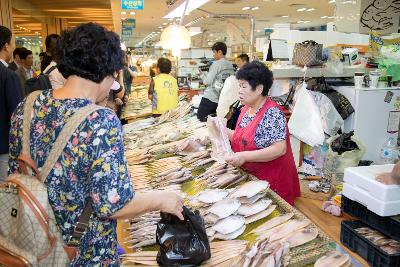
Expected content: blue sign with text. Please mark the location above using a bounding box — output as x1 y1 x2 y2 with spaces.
121 0 144 10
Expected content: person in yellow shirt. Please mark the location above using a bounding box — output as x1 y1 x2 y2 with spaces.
149 58 179 115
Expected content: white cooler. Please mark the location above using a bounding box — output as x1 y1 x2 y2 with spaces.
343 164 400 216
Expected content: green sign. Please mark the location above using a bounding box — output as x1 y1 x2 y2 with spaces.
122 18 136 30
121 0 144 10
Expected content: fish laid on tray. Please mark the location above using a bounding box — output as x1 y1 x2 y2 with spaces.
355 227 400 255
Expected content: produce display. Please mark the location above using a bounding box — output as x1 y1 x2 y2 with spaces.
120 101 339 266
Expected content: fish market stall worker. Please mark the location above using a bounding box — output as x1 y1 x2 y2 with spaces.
148 58 178 115
225 61 300 205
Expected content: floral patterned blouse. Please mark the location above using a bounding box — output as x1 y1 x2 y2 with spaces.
239 106 286 149
8 90 134 266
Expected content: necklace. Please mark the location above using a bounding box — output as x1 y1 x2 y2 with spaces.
248 98 267 117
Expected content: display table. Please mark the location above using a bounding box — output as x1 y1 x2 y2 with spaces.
295 197 368 267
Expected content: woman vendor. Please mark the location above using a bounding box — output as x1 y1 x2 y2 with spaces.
225 61 300 205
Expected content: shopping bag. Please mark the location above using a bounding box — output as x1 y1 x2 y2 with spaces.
156 206 211 267
288 82 325 147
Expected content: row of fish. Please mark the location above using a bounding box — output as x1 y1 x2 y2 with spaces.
189 181 276 241
355 227 400 255
121 240 249 266
242 214 318 267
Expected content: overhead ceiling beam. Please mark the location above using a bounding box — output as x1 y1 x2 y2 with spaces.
11 0 49 23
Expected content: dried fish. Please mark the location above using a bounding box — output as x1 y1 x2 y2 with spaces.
208 198 241 219
204 213 220 225
239 192 267 205
215 225 246 240
245 205 277 225
268 219 310 242
250 213 294 235
195 189 229 204
314 251 350 267
284 228 318 248
237 199 272 217
212 215 246 235
231 180 269 198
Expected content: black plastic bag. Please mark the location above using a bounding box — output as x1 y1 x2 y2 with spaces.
156 206 211 267
331 131 359 155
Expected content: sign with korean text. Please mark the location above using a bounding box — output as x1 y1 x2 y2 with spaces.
122 19 136 30
121 0 144 10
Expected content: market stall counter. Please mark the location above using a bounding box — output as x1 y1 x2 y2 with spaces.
117 101 357 267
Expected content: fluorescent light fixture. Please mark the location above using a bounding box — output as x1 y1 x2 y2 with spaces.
297 20 304 23
163 22 168 25
158 26 163 28
281 15 289 18
251 6 260 10
297 8 306 12
303 20 310 23
242 6 251 10
328 16 335 19
328 0 335 3
306 8 315 11
130 12 136 15
320 16 328 18
121 12 126 15
164 0 210 18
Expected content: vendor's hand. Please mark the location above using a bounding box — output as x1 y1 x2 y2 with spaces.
226 152 246 167
115 98 124 106
158 191 184 220
376 172 400 185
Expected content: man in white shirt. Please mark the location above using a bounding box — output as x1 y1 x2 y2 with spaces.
216 54 249 119
15 49 36 96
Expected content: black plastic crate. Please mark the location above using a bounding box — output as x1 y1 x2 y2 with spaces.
342 196 400 242
341 220 400 267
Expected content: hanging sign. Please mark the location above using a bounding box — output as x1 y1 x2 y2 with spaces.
122 19 136 30
121 0 144 10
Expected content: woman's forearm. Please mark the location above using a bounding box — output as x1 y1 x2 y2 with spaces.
110 192 161 220
242 140 286 163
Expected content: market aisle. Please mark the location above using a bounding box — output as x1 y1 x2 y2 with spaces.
295 197 368 267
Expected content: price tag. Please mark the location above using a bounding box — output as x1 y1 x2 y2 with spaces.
387 111 400 133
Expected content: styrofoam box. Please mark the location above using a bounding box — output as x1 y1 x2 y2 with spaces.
344 164 400 202
343 183 400 216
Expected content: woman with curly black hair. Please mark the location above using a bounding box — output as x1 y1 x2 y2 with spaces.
8 23 183 266
225 61 300 205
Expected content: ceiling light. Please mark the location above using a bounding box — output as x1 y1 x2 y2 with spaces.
281 15 289 18
251 6 260 10
297 8 306 12
306 8 315 12
161 24 191 50
168 18 173 21
328 16 335 19
242 6 251 10
157 31 161 33
297 20 304 23
303 20 310 23
121 12 126 15
163 22 168 25
158 26 163 29
164 0 210 18
328 0 335 3
130 12 136 15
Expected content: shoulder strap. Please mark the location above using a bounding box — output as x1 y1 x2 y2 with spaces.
40 105 107 181
44 65 57 75
22 91 42 157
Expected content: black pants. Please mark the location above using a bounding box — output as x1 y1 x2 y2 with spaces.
197 97 218 122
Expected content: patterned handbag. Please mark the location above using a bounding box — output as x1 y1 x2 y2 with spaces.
292 40 324 67
0 91 104 267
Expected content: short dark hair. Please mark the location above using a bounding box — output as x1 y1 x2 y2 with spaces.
157 58 172 74
13 47 27 58
45 34 60 49
236 61 273 96
20 49 33 60
237 54 249 63
0 26 12 50
211 42 227 55
57 23 124 83
39 52 45 57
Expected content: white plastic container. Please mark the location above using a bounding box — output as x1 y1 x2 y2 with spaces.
344 164 400 201
343 164 400 216
343 183 400 216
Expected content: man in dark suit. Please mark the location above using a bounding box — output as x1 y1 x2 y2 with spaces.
8 47 26 71
0 26 22 181
41 34 60 72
